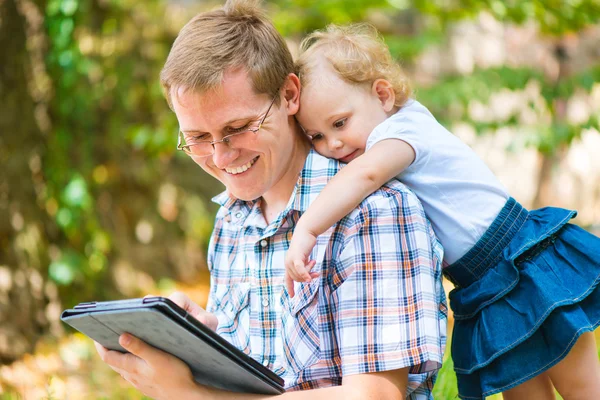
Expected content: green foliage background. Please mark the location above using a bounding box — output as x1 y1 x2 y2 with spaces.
1 0 599 398
38 0 600 299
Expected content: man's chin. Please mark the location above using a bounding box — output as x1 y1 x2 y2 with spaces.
227 188 263 202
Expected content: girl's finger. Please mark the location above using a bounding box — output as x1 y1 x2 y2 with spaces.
285 273 295 298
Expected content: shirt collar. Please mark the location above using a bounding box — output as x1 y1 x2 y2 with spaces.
211 149 341 224
289 149 340 213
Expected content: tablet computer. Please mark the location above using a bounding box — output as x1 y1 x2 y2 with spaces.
61 297 285 395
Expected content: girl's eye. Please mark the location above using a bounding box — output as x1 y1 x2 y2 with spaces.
333 118 347 129
311 133 324 141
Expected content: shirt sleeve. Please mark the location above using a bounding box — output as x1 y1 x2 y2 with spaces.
332 185 447 376
366 105 433 171
205 204 233 313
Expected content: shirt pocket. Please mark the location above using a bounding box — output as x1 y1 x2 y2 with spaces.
280 277 321 373
212 282 251 353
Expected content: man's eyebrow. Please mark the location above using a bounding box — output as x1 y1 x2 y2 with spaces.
181 113 261 134
223 112 261 126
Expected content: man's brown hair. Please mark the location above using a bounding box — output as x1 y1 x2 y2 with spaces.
160 0 294 107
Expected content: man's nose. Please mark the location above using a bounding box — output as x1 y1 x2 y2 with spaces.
212 142 239 170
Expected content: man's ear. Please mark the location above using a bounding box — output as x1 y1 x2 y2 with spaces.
372 79 396 113
282 73 301 116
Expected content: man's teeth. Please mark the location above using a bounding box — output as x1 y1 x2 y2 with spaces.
225 158 256 175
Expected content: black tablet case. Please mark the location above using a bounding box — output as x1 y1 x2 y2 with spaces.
61 297 284 395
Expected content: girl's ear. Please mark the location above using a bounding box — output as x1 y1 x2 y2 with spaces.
283 73 301 115
371 79 396 113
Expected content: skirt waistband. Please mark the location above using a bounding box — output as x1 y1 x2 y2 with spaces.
443 197 529 288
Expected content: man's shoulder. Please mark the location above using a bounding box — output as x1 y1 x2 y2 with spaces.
307 151 424 218
349 178 425 221
330 174 435 255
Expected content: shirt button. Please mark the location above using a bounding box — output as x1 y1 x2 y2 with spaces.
262 296 269 307
262 359 270 367
260 239 268 248
235 212 243 219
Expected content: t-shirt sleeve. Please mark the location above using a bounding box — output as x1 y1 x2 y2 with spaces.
366 107 432 171
332 187 447 377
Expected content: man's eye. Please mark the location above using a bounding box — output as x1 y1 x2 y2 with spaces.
228 124 250 134
333 118 347 129
188 134 211 143
311 133 323 141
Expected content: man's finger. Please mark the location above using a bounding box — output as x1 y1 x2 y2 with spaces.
107 364 133 385
169 291 217 330
119 333 158 366
109 364 126 376
95 339 144 373
169 291 204 318
168 291 195 311
95 340 108 359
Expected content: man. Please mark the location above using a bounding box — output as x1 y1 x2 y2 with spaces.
95 1 447 399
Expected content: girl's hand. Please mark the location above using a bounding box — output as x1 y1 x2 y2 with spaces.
285 229 319 297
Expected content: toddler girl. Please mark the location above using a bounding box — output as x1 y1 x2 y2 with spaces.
286 23 600 399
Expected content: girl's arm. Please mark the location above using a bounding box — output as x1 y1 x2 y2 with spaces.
285 138 415 294
298 138 415 235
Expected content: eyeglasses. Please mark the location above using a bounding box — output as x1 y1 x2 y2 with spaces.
177 93 278 157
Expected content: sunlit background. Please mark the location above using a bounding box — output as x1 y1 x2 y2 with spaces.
1 0 599 398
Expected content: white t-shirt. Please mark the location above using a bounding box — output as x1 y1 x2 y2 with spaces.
366 99 509 264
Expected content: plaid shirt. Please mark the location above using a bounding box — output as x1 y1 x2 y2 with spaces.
206 150 447 399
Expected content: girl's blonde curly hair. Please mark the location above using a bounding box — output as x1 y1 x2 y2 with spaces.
296 23 412 108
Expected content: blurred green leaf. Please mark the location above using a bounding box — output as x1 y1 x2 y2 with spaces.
63 176 91 209
49 260 76 285
59 18 74 37
56 208 74 228
60 0 79 17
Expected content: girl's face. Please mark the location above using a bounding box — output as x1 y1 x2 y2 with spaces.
296 65 391 163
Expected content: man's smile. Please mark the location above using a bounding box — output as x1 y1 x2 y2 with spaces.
224 156 259 175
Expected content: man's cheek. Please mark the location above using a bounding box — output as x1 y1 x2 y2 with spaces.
193 158 222 180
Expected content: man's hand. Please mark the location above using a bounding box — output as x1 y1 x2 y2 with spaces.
94 292 217 399
95 333 204 400
285 229 319 297
168 291 218 331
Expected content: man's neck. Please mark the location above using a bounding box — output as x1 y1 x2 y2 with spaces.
261 130 311 225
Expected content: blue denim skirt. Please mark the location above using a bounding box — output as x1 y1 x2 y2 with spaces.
443 197 600 399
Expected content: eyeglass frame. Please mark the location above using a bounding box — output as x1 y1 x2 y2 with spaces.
176 92 279 157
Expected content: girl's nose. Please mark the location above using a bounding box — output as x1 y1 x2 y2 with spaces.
329 139 343 151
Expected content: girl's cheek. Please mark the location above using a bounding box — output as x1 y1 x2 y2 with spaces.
313 143 332 158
